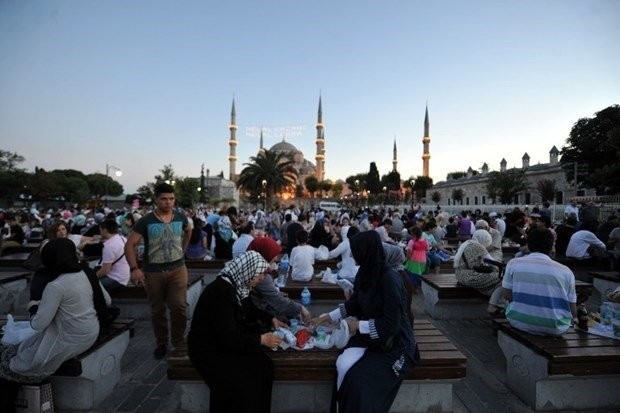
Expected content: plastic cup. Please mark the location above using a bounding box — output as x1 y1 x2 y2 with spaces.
289 319 299 333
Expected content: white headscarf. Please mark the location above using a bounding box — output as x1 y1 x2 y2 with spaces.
453 229 492 268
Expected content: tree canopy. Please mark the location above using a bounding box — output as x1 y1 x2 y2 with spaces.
236 150 297 208
486 169 529 204
560 105 620 195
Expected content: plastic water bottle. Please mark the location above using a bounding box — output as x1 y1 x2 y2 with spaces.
301 287 311 306
277 254 289 287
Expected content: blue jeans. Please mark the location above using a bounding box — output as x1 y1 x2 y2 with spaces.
100 276 124 293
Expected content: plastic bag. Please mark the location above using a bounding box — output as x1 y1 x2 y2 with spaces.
1 314 37 345
315 245 329 261
321 268 338 284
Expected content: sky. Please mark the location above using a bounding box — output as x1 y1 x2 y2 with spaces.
1 0 619 194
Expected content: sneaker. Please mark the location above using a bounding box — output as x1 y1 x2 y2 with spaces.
153 345 167 359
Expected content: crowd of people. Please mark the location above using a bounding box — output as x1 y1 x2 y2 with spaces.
1 192 619 412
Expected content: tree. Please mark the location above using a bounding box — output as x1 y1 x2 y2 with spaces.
366 163 381 195
560 105 620 194
431 191 441 205
331 182 343 199
536 179 557 203
486 170 529 205
304 176 319 198
452 188 464 205
447 171 467 180
0 150 27 206
413 175 433 200
236 150 297 208
86 173 123 204
0 150 26 172
381 171 401 191
345 173 367 193
154 164 177 185
319 180 332 198
175 177 200 208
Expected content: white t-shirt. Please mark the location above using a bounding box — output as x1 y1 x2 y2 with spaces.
565 230 606 259
101 234 130 285
290 244 315 282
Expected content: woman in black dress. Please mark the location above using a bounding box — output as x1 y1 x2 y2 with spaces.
188 251 286 413
315 230 420 413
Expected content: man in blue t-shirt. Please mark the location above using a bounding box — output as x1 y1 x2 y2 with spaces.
125 183 191 359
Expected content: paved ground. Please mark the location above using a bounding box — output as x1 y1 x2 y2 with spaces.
61 271 617 413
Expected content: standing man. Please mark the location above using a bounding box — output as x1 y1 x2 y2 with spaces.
125 183 191 359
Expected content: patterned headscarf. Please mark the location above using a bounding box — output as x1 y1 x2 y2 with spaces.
383 242 405 272
217 215 234 241
219 250 268 303
247 237 282 263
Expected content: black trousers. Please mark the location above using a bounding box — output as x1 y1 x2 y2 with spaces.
190 351 274 413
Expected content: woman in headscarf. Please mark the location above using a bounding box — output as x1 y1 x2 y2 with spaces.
454 229 504 314
314 231 419 413
214 215 237 259
247 237 311 323
1 239 106 409
187 251 287 413
309 217 336 250
383 242 414 324
327 226 360 283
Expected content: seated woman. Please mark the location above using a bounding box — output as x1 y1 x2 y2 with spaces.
309 217 337 250
313 231 419 413
454 229 504 314
0 238 108 409
187 251 287 413
327 226 360 283
247 237 311 323
185 217 210 260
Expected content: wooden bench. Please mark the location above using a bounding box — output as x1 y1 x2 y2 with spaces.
555 256 615 272
421 273 593 320
167 318 466 412
588 271 620 299
493 318 620 411
0 317 134 411
0 252 30 267
0 242 40 256
109 269 212 320
280 276 346 301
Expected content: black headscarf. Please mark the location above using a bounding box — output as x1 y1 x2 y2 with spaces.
349 230 385 290
40 238 83 280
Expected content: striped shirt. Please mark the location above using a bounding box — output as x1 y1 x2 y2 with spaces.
502 252 576 335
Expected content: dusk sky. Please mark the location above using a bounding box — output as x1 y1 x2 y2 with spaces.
1 0 618 194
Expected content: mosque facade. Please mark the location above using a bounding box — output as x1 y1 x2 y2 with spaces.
227 97 324 187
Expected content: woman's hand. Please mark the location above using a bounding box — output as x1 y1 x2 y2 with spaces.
260 332 283 349
346 318 359 334
300 306 312 324
271 317 288 330
311 313 330 326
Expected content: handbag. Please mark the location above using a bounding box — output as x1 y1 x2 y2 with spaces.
22 249 43 271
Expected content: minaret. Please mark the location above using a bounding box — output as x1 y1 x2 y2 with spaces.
422 104 431 177
258 128 265 155
315 95 325 181
392 137 398 172
228 98 238 181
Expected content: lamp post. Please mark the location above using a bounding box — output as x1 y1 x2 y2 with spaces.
261 179 267 211
410 179 416 204
383 186 387 203
104 164 122 206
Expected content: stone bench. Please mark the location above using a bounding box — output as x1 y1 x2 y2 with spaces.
493 318 620 411
167 318 466 412
588 270 620 299
0 317 134 411
0 271 31 315
421 273 593 320
109 269 212 320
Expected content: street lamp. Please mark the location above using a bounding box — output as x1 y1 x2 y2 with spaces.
261 179 267 211
105 164 122 206
410 179 415 204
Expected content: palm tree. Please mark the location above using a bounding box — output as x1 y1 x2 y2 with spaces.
236 150 298 209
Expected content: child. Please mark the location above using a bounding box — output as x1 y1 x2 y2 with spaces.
290 229 315 282
404 226 428 293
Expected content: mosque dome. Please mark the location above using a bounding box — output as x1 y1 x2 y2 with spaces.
269 140 299 153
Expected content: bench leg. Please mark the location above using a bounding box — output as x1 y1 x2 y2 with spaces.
498 331 620 410
51 330 130 410
421 283 487 319
180 380 456 413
